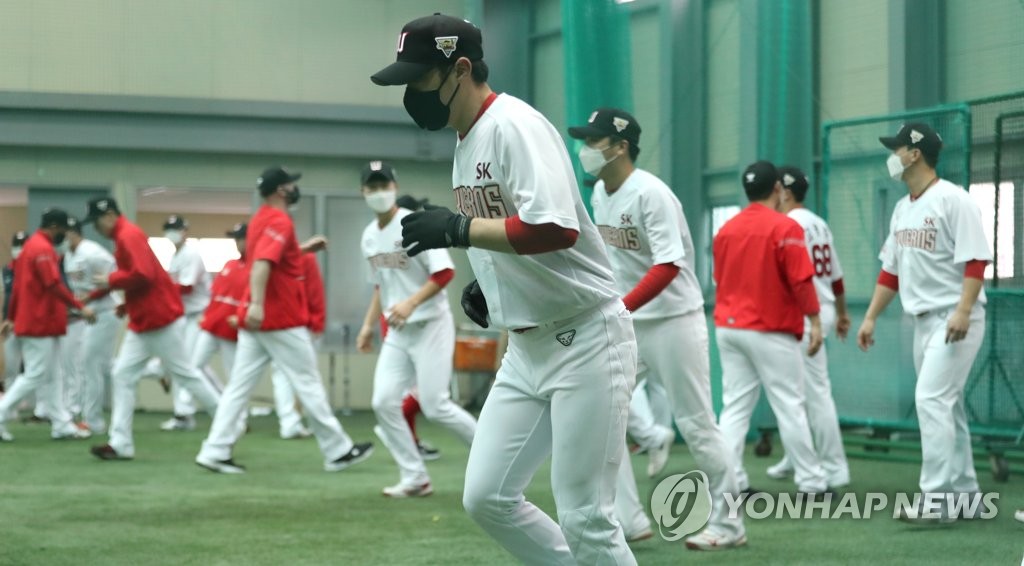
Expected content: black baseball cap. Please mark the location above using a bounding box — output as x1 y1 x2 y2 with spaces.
879 122 943 159
84 197 121 223
226 222 247 238
396 195 428 211
371 13 484 86
361 161 398 185
777 165 810 201
163 214 188 231
40 208 70 229
67 216 83 234
568 108 642 148
257 166 301 195
11 231 27 247
742 160 779 196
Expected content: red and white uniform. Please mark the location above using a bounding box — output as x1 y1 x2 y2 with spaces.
456 94 637 564
99 216 220 457
161 240 214 418
878 180 991 504
770 207 850 487
192 257 247 389
198 205 357 468
592 169 744 540
361 208 475 487
714 203 828 493
62 238 122 432
0 230 86 437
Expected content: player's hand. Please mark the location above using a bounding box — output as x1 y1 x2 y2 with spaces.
227 315 239 329
300 235 329 254
244 304 264 331
461 280 489 328
400 204 471 257
857 318 876 351
835 312 852 341
807 320 823 357
356 325 373 353
115 304 127 319
946 309 970 344
93 274 110 289
0 320 12 338
387 299 416 330
81 306 97 324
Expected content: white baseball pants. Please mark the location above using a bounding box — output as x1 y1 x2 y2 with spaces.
2 336 22 420
372 310 476 484
159 313 211 417
617 310 745 538
78 310 120 432
269 336 321 437
61 319 86 416
914 307 985 503
191 329 236 383
198 327 353 464
462 300 637 566
0 336 77 436
626 377 673 450
717 327 827 493
108 317 220 457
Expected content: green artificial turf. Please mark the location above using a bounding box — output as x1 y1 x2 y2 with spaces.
1 411 1021 565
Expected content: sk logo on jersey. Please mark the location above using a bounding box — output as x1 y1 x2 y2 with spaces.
556 329 576 347
923 217 936 228
476 162 492 180
620 214 633 225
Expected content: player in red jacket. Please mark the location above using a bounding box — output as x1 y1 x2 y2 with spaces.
0 209 95 442
83 197 223 460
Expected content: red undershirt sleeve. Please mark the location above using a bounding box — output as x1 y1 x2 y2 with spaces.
964 259 987 280
622 263 680 313
831 278 845 297
877 269 899 291
504 215 579 255
429 268 455 288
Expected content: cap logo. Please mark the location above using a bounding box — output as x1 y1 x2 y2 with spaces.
910 129 924 144
435 36 459 58
612 117 629 133
746 172 756 183
783 173 795 186
370 160 383 171
588 111 598 123
397 32 409 53
97 200 108 212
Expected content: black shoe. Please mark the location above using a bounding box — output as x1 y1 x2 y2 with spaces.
325 442 374 472
417 440 441 461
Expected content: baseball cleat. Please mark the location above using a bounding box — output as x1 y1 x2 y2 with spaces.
382 480 434 498
684 529 748 551
1014 509 1023 523
647 425 675 478
766 460 794 480
324 442 374 472
90 444 132 461
0 425 13 442
195 456 246 474
417 439 441 461
160 415 195 431
625 527 654 543
52 427 91 440
280 425 312 440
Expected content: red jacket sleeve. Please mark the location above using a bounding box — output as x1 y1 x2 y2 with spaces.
304 254 326 334
778 223 819 316
35 252 84 310
107 233 156 291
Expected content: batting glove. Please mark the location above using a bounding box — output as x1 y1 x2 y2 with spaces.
461 280 489 328
400 204 471 257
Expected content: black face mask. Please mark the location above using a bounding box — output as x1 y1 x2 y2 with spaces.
283 185 301 205
403 67 461 131
52 231 66 246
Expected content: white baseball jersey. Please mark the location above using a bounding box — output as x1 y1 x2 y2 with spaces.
452 94 618 329
591 169 704 320
879 180 991 315
63 238 120 312
362 207 454 324
168 241 211 315
788 207 844 307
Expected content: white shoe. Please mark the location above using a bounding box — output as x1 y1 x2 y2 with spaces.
766 460 794 480
1015 509 1023 523
52 426 91 440
280 425 312 440
382 480 434 498
196 455 246 474
0 424 12 442
685 529 748 551
160 415 195 431
625 527 654 543
647 426 674 478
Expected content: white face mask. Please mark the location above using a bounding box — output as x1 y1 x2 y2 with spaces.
164 230 184 245
365 190 396 214
886 153 906 181
11 246 22 260
578 144 617 176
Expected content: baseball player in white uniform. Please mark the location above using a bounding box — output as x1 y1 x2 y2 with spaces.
373 15 638 564
766 166 852 488
858 123 991 522
64 217 122 433
356 160 476 497
571 107 746 550
152 215 215 431
2 232 27 421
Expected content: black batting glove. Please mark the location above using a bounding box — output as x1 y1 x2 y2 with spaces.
461 280 489 328
400 204 471 257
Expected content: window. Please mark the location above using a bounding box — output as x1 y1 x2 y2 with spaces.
711 205 741 236
149 238 240 273
968 182 1014 279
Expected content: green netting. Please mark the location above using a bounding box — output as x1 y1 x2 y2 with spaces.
965 289 1024 430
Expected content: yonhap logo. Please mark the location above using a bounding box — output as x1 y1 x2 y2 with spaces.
650 470 713 541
